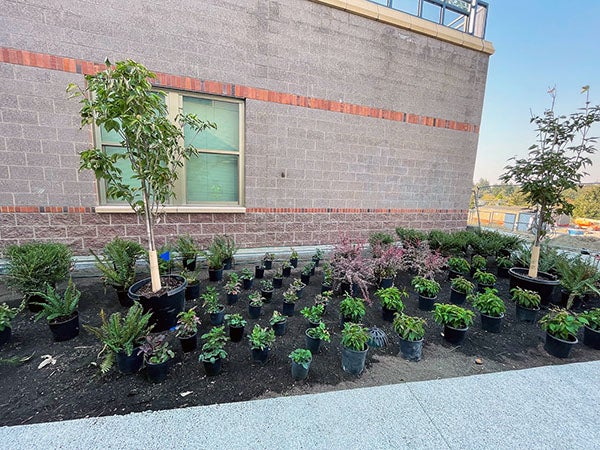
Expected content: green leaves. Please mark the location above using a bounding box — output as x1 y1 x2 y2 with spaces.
393 313 426 341
341 323 369 351
248 324 275 350
539 308 586 340
434 303 475 329
469 288 506 317
339 295 366 322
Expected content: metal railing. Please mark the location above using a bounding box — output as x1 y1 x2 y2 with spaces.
370 0 489 38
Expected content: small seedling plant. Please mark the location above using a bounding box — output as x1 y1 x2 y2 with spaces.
240 268 254 280
224 313 247 328
393 313 426 341
138 334 174 364
283 288 299 304
201 287 223 314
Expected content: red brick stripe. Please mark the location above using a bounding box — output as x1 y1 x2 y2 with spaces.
0 47 479 134
0 205 465 215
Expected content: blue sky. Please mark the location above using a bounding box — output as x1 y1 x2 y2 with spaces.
473 0 600 184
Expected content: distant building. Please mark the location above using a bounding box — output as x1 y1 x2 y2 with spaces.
0 0 494 253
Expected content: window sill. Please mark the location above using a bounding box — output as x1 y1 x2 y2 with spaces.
95 205 247 214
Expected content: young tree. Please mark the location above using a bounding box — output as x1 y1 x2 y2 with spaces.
501 86 600 278
69 60 216 292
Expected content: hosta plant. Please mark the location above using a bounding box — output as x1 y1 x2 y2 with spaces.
468 288 506 317
539 308 587 341
434 303 475 329
510 287 541 309
393 313 426 341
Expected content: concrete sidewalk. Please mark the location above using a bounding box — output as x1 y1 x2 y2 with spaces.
1 361 599 449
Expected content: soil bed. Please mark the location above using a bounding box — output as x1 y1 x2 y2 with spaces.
1 260 599 427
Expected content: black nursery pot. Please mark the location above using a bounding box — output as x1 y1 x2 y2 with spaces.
227 293 239 305
544 332 578 358
128 275 187 332
290 257 298 268
208 268 224 282
282 301 295 317
261 289 273 302
321 283 332 294
300 274 311 284
515 304 539 323
185 282 201 301
242 278 254 290
116 287 133 307
252 347 270 364
183 258 197 272
116 349 143 374
27 294 46 313
255 266 265 279
229 325 244 342
449 288 467 306
443 325 468 345
146 360 170 383
209 307 225 326
0 327 11 348
480 313 503 333
49 312 80 342
418 294 436 311
203 358 222 376
223 258 233 270
583 326 600 350
179 333 198 353
305 330 322 354
263 260 273 270
379 277 394 289
381 306 396 322
272 320 287 336
282 266 292 277
248 304 262 319
273 277 283 289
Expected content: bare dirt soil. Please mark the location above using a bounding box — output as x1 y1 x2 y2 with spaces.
1 260 599 427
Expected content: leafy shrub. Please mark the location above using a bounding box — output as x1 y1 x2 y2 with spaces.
393 313 426 341
434 303 474 329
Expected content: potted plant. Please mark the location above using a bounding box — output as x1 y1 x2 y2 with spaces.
321 262 333 292
555 255 600 309
272 268 284 288
300 264 312 284
281 261 292 278
374 245 405 288
177 234 199 271
138 334 174 383
199 326 229 376
240 268 254 290
369 232 395 257
510 287 541 323
290 278 306 298
205 238 225 282
248 324 275 364
447 256 470 280
305 321 331 354
469 288 506 333
473 270 497 293
495 256 513 278
84 302 153 374
470 255 487 274
300 304 325 328
263 252 275 270
182 269 201 301
339 294 366 327
289 348 312 381
289 248 299 268
254 263 265 279
539 308 586 358
341 322 370 375
411 276 441 311
224 273 242 305
449 276 474 305
314 291 333 311
312 248 325 267
375 286 408 322
31 278 81 342
176 307 201 352
579 308 600 350
0 302 21 348
201 287 225 326
5 242 73 312
248 292 264 319
393 313 426 361
71 61 215 331
282 287 299 317
500 87 599 303
213 235 237 270
224 313 247 342
91 237 145 307
433 303 474 345
330 237 374 302
259 279 274 302
269 311 288 336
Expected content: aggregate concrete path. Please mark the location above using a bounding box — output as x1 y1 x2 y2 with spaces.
1 361 599 449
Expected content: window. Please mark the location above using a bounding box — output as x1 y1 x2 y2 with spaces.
95 92 244 209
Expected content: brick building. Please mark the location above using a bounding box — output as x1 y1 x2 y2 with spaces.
0 0 494 254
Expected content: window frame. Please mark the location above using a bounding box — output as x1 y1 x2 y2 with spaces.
93 90 245 212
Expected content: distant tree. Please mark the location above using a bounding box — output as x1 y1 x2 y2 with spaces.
572 185 600 219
